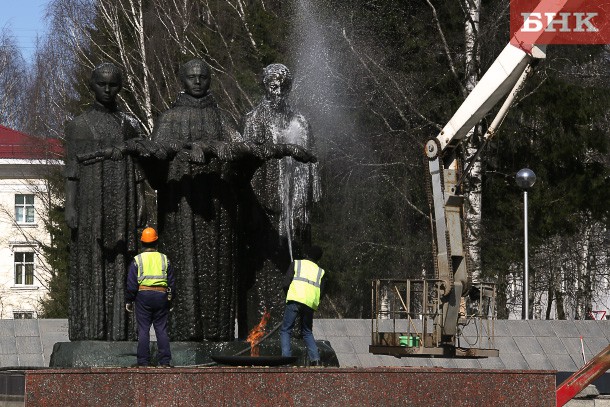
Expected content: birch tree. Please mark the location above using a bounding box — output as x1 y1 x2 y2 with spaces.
22 32 77 138
461 0 483 282
529 220 610 320
0 27 27 130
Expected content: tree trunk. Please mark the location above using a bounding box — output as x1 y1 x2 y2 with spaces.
555 286 566 319
576 222 593 319
463 0 483 282
545 284 554 320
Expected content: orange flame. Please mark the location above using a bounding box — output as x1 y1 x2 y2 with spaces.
246 309 270 357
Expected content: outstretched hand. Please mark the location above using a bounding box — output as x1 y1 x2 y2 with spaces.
125 139 162 159
225 142 252 161
284 144 317 163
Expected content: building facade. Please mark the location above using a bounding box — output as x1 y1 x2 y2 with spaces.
0 125 62 319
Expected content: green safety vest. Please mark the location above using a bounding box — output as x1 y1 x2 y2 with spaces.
135 252 169 287
286 260 325 310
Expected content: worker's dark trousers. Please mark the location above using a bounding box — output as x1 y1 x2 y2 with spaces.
135 291 171 366
280 301 320 362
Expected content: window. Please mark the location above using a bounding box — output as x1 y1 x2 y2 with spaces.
13 312 34 319
14 252 34 285
15 194 35 224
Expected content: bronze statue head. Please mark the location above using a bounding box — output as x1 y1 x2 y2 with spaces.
179 59 211 98
89 63 122 108
262 64 292 107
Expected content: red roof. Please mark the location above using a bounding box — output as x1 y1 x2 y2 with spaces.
0 125 63 160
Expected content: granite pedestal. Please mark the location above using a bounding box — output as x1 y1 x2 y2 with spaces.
24 367 556 406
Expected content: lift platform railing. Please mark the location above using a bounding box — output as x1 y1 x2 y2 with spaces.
370 279 499 358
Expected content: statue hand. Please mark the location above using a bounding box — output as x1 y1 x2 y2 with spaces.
66 209 78 229
229 142 252 161
150 141 174 160
166 141 181 154
260 144 275 160
151 141 171 160
286 144 316 163
104 146 124 161
188 143 206 164
248 144 264 160
124 139 141 154
212 142 234 161
129 139 157 158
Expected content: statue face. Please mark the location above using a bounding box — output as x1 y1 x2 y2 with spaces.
90 70 122 106
264 74 286 106
182 65 210 98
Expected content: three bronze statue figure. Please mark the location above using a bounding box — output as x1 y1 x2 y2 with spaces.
64 60 320 343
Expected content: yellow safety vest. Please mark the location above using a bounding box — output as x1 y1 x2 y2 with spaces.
135 252 169 287
286 260 325 310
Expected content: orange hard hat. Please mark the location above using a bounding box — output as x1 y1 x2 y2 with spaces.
140 227 158 243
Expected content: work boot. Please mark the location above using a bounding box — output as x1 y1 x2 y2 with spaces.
310 360 323 367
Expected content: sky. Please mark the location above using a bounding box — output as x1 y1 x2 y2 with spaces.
0 0 50 62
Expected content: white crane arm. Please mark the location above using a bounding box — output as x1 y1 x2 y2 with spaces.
436 0 571 152
437 44 532 151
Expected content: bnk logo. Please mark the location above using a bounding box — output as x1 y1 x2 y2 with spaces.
510 0 610 46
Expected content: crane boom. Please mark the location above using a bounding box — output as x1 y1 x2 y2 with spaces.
436 0 571 152
436 44 537 152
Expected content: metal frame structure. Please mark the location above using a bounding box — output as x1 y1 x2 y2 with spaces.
369 279 499 358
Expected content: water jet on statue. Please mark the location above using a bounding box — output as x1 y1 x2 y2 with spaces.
239 63 321 337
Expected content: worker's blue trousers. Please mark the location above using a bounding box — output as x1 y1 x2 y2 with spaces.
280 301 320 362
135 291 171 366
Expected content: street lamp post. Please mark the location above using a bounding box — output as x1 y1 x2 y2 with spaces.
516 168 536 320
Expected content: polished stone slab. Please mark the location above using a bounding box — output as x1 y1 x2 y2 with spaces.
49 339 339 368
24 367 556 407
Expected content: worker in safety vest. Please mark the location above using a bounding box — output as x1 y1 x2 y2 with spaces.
126 227 176 367
280 245 326 366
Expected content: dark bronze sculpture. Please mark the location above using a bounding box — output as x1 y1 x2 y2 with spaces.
66 59 317 346
147 59 244 341
64 63 146 341
240 63 321 331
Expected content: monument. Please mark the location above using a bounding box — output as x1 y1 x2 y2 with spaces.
55 60 330 368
